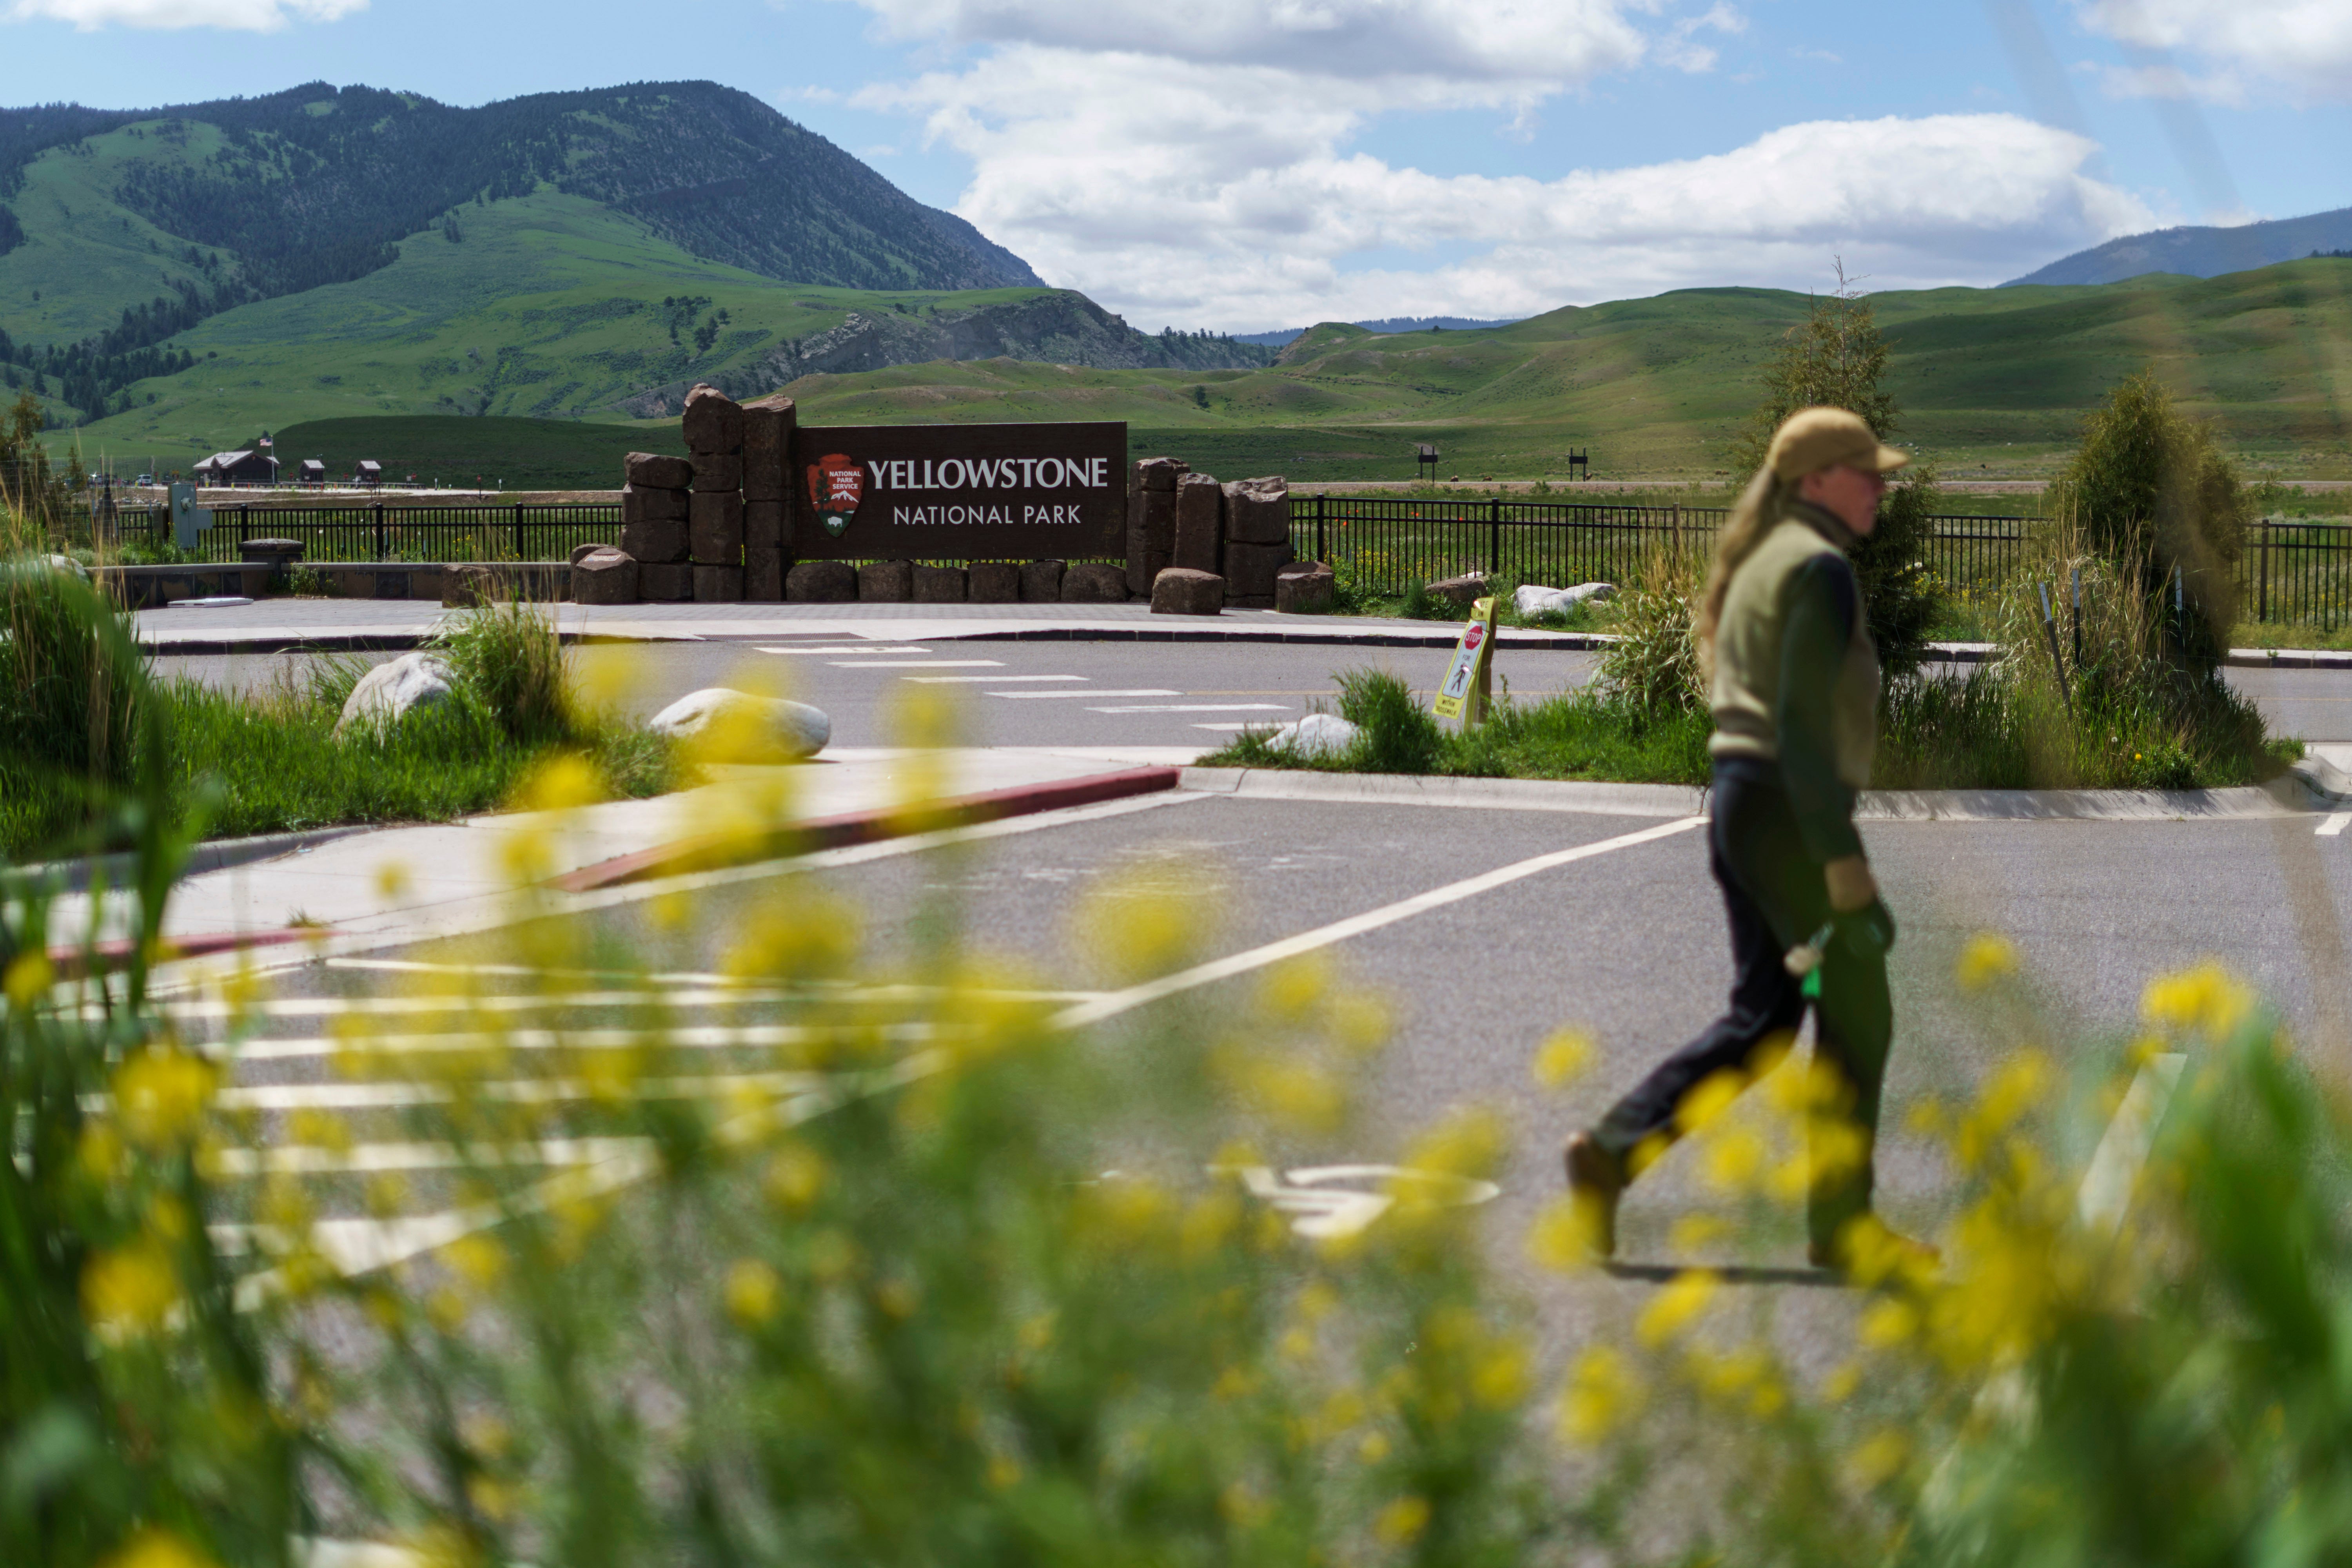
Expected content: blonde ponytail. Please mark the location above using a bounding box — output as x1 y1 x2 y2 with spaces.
1693 466 1794 673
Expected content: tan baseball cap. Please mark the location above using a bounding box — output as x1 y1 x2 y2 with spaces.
1766 407 1910 480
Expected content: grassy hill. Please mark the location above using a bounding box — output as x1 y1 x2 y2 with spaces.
769 258 2352 480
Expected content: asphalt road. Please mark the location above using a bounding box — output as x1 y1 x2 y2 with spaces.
152 637 2352 745
210 784 2352 1383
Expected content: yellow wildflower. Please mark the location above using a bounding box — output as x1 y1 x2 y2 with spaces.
1847 1428 1911 1490
1532 1027 1597 1088
1955 932 2019 990
1526 1195 1603 1272
4 950 54 1008
1674 1069 1745 1136
112 1047 220 1149
2141 960 2255 1041
83 1240 182 1334
1636 1269 1719 1347
1557 1345 1644 1444
1374 1496 1432 1546
1257 951 1333 1022
100 1529 221 1568
725 1259 783 1326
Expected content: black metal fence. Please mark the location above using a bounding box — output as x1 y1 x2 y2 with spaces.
117 502 621 565
1289 496 2352 630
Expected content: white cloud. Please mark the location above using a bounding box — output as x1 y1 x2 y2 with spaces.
6 0 361 27
848 0 1660 94
867 41 2153 328
2073 0 2352 102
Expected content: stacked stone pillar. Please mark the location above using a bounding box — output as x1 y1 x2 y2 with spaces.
1126 456 1186 593
683 384 746 602
1220 476 1290 607
621 452 693 602
741 392 795 603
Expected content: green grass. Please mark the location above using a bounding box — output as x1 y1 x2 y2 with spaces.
0 567 676 860
264 414 684 492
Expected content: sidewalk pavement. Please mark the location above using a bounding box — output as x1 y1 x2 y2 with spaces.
40 746 1198 957
134 598 2352 668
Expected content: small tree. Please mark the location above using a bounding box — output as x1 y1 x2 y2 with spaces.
2048 369 2250 668
1732 264 1942 676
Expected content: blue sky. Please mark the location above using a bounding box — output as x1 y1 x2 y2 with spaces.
5 0 2347 331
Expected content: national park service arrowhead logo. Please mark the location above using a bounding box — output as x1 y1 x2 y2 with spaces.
807 453 864 537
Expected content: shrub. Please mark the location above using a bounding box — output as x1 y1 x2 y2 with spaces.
432 597 572 744
1334 667 1443 773
2049 368 2254 664
0 549 151 855
1593 551 1704 717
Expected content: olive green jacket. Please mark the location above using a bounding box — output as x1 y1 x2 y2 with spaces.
1706 501 1880 862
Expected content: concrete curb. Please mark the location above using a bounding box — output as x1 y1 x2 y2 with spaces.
1180 766 2337 822
49 927 312 979
550 765 1184 892
19 824 379 894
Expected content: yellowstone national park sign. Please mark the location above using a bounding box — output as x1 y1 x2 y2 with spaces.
795 421 1127 561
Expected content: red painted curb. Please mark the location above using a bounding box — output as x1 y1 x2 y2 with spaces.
550 765 1185 894
47 927 312 980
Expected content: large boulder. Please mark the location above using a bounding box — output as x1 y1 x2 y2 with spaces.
681 385 744 454
441 564 499 608
572 548 639 605
1172 473 1222 574
1150 568 1223 616
1061 561 1127 603
1223 539 1289 602
1426 571 1489 606
336 652 455 737
1275 560 1336 613
1512 582 1615 617
745 548 786 603
968 561 1020 603
1265 713 1361 759
689 453 743 493
624 452 693 490
638 562 693 602
648 688 830 763
689 491 744 563
787 561 858 603
1221 476 1290 545
621 517 689 564
913 563 967 603
1020 559 1065 601
859 560 913 602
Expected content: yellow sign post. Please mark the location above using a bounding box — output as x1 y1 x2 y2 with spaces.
1431 595 1497 726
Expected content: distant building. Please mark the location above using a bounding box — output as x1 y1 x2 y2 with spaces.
299 459 327 484
194 450 281 486
356 460 383 486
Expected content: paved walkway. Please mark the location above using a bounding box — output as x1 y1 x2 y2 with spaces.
47 746 1196 952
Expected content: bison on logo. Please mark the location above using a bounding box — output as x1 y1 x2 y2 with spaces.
807 454 864 537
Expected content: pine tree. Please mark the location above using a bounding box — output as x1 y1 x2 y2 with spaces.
1732 262 1942 675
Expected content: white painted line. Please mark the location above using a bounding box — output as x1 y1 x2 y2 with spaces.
226 1021 932 1062
1052 814 1710 1029
906 674 1087 684
146 987 804 1024
1194 723 1255 731
2319 811 2351 837
212 1136 653 1176
314 959 1102 1004
991 688 1181 699
207 1069 824 1112
2076 1053 2187 1235
759 645 931 655
1090 704 1290 714
829 659 1003 669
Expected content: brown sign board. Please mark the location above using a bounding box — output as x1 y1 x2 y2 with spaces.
790 421 1127 561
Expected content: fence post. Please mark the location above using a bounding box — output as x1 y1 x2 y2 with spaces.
514 501 525 561
1316 493 1326 564
1488 496 1500 577
2258 521 2269 624
374 501 386 563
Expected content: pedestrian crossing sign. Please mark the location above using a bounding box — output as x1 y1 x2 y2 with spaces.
1432 595 1497 724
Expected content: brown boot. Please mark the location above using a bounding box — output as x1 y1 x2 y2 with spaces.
1561 1132 1624 1261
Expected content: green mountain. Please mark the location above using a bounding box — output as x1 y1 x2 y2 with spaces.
2007 205 2352 288
0 80 1274 448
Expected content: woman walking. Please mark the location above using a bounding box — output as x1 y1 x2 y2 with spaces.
1563 407 1926 1275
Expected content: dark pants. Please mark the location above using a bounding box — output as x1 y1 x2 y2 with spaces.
1594 760 1891 1251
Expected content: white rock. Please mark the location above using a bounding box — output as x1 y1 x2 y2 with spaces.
1264 712 1362 759
336 652 456 737
648 688 830 762
1513 582 1615 617
43 554 90 580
